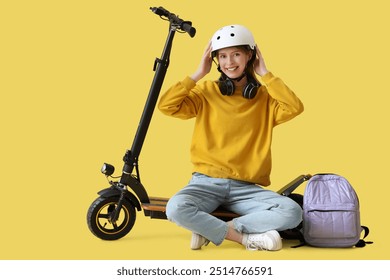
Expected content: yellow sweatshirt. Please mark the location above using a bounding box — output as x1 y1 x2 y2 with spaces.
158 72 304 186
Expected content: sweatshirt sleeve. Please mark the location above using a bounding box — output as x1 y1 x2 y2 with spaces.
158 76 202 120
261 72 304 125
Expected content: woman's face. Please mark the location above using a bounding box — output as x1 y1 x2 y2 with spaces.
217 46 252 80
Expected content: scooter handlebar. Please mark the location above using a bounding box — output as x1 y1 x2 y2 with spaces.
180 21 196 38
150 6 196 38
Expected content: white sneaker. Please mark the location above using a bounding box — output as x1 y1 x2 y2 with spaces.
243 230 282 251
190 232 210 250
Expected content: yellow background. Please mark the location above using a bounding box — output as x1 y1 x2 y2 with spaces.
1 0 389 260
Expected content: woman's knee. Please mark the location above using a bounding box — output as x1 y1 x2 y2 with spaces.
166 195 195 222
283 198 303 229
165 196 180 221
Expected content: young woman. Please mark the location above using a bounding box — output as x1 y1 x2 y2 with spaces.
158 25 304 251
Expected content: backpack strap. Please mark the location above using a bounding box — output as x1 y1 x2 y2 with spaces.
291 241 306 248
289 230 307 248
355 226 373 248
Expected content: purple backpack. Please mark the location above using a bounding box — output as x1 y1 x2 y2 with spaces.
302 174 372 247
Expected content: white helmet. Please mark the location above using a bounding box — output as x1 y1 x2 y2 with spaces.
211 25 256 54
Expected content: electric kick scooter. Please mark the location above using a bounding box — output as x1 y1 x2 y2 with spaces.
86 6 311 241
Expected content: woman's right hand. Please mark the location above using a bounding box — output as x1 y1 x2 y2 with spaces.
190 41 213 82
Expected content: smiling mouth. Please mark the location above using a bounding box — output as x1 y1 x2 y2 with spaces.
226 66 238 71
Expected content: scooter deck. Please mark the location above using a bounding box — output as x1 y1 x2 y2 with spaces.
141 174 311 221
142 197 239 221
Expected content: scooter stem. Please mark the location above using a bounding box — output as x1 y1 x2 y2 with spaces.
132 28 174 159
120 8 195 184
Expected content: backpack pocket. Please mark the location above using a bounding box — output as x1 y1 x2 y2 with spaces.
304 204 361 247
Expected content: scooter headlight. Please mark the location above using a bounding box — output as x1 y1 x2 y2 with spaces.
101 163 115 176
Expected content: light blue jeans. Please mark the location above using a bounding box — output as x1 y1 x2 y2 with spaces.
166 173 302 245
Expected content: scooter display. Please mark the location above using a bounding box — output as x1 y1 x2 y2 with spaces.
86 6 311 241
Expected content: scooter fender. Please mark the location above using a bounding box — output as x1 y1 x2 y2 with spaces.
97 187 141 211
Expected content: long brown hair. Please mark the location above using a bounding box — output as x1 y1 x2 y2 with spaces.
241 45 258 83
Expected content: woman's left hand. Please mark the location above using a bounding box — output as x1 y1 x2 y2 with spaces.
253 45 269 76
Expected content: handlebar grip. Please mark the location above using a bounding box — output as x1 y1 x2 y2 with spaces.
182 21 196 38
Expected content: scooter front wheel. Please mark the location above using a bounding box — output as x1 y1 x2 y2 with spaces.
87 196 136 240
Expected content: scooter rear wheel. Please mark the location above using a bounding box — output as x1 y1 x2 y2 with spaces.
87 196 136 240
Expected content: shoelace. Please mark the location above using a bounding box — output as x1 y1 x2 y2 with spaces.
246 240 265 251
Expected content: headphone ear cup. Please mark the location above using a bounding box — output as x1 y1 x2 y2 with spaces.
242 75 260 99
242 82 258 99
218 78 235 96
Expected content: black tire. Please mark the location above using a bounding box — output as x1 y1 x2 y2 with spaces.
87 196 136 240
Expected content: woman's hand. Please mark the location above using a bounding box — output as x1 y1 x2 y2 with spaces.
190 42 213 82
253 44 269 77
